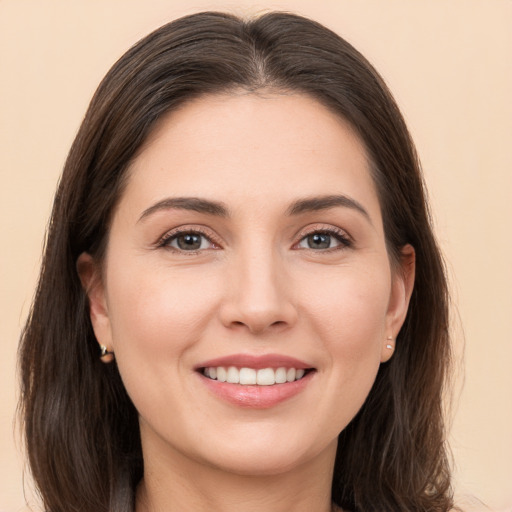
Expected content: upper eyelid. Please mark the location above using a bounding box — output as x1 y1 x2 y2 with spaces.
157 225 221 247
294 223 352 241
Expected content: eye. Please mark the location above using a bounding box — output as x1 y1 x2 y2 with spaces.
160 230 218 252
296 229 351 250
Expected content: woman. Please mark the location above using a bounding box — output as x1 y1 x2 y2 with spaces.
19 11 453 512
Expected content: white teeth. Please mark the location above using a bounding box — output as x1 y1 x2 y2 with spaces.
256 368 275 386
226 366 239 384
203 366 309 385
216 367 227 382
286 368 296 382
275 367 287 384
239 367 257 385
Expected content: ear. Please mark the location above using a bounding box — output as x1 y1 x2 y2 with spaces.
381 244 415 362
76 252 114 355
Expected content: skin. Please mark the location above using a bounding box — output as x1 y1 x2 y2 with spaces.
78 92 415 512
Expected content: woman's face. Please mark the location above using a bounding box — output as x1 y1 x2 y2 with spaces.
81 92 414 477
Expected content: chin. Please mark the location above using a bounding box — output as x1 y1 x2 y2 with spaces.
190 428 338 478
205 448 314 477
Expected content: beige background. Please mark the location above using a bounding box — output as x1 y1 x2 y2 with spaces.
1 1 511 511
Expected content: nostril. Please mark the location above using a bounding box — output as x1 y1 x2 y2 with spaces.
219 295 298 334
227 319 288 333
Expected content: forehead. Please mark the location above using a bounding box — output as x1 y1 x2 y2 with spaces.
122 92 381 223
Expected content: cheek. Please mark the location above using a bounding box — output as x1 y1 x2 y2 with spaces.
275 263 391 439
105 261 222 364
303 262 389 329
103 261 225 427
298 262 390 372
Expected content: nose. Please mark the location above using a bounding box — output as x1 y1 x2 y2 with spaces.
219 247 298 335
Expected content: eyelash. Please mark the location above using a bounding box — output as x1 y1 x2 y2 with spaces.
294 226 353 252
157 225 352 254
157 226 220 254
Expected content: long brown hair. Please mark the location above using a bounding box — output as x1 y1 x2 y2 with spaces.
19 11 453 511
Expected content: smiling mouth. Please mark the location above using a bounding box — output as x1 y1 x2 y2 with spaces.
201 366 314 386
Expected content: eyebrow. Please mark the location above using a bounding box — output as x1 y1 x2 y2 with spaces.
138 197 229 222
138 194 371 224
286 194 371 223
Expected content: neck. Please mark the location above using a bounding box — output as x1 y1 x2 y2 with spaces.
135 437 338 512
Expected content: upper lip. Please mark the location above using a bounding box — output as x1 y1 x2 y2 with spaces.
195 353 314 370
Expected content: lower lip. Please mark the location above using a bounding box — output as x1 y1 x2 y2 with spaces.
198 372 315 409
